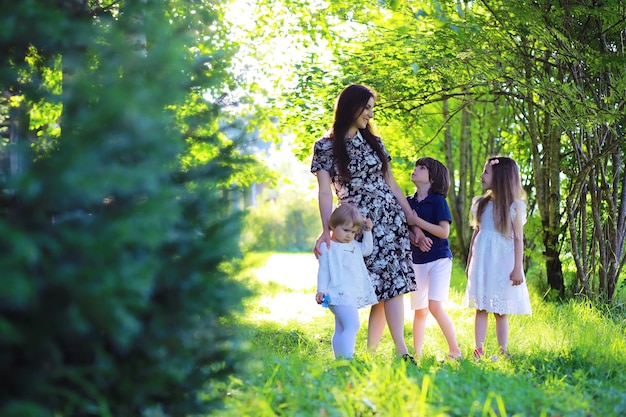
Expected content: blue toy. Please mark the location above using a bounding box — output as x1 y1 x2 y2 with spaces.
321 294 330 308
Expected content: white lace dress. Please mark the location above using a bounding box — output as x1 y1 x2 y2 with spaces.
465 200 532 315
317 231 379 308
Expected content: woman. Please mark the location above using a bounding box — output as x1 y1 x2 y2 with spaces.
311 84 419 362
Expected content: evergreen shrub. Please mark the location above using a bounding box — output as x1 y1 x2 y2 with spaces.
0 1 249 415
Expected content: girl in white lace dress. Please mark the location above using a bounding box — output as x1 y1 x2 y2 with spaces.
465 156 532 360
316 204 378 359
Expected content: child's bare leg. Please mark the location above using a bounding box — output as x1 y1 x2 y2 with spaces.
494 313 509 352
474 309 489 349
429 300 461 357
412 308 428 357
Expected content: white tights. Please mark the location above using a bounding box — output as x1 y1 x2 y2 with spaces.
329 305 360 359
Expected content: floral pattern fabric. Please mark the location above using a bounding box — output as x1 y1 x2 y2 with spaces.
311 134 416 301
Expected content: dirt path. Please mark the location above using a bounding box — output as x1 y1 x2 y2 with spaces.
251 253 327 323
250 253 414 324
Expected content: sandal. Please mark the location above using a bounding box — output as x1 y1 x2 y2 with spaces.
472 347 484 360
499 347 512 359
402 354 417 365
490 347 511 362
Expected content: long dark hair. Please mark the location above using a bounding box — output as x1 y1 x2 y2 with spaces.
330 84 389 181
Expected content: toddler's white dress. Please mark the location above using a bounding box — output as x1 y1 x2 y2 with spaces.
465 200 532 315
317 231 378 308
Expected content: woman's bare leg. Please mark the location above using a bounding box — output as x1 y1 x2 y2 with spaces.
384 294 409 356
367 301 386 353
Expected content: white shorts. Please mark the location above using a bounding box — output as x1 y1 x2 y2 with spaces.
410 258 453 310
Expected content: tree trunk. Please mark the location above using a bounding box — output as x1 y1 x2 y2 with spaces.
561 6 626 304
8 99 30 177
521 40 565 295
444 98 470 261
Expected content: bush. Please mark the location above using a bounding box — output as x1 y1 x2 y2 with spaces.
0 1 249 416
241 197 319 253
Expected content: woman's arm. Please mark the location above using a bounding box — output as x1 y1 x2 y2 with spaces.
316 245 330 304
314 170 333 257
384 167 419 226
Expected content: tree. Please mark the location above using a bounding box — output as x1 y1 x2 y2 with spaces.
248 0 626 303
0 1 252 415
552 2 626 302
473 0 626 301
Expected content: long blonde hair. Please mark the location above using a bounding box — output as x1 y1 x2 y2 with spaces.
472 156 526 237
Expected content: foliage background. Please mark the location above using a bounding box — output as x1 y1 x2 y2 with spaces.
231 0 626 304
1 0 625 416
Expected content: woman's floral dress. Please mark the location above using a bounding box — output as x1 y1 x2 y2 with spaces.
311 133 416 301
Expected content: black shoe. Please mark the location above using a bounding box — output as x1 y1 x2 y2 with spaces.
402 354 417 365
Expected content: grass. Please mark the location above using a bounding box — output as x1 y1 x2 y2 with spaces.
209 253 626 416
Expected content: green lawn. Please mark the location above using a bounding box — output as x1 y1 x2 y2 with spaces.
209 253 626 416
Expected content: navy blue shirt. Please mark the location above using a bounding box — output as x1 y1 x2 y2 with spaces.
407 192 453 264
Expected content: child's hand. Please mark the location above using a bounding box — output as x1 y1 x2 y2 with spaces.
316 292 329 308
413 226 432 252
510 268 524 286
315 291 325 304
363 218 373 232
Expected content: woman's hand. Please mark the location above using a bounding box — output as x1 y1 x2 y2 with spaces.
412 226 432 252
409 228 417 246
405 209 420 227
314 230 331 259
